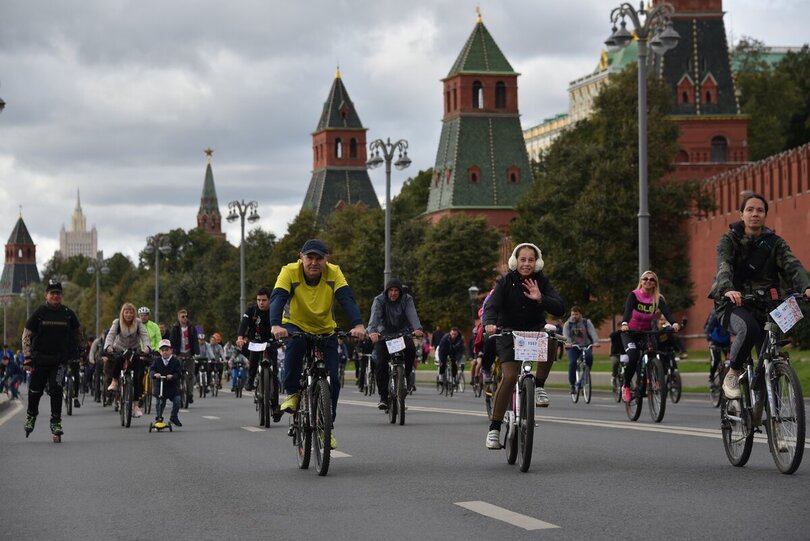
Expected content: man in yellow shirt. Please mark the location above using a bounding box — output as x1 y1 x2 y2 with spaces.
270 239 366 449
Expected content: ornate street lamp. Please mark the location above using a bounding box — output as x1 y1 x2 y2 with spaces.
86 252 109 338
227 200 260 316
468 284 480 331
605 2 679 274
366 138 411 286
144 236 171 325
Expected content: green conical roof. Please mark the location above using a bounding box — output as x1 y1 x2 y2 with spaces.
315 69 364 131
7 216 35 245
447 19 516 78
199 160 221 216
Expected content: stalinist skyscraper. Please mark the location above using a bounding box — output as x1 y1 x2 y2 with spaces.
58 189 98 258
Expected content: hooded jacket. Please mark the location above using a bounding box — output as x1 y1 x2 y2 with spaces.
483 270 565 331
367 277 422 335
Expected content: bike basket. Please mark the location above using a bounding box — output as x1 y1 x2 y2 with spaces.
385 336 406 354
512 331 549 362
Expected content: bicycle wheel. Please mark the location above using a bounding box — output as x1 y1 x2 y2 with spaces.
504 410 518 465
262 369 272 428
647 356 667 423
765 362 805 474
571 363 582 404
312 380 332 476
79 374 87 406
180 378 189 409
518 377 535 472
459 373 466 393
388 373 397 424
65 377 74 416
397 367 406 426
710 365 725 408
236 376 243 398
721 396 753 467
669 370 682 404
625 371 642 422
294 392 311 470
612 373 623 403
583 365 592 404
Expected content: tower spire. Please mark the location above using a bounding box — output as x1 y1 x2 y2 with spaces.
197 148 225 240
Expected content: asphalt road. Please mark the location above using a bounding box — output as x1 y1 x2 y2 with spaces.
1 379 809 541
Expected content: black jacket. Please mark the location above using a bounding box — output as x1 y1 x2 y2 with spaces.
169 321 200 356
482 270 565 331
149 355 183 398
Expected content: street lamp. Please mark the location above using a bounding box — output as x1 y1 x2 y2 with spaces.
605 2 679 274
86 251 109 338
1 298 10 345
366 137 411 286
21 284 37 320
144 235 171 326
227 200 260 316
468 284 480 331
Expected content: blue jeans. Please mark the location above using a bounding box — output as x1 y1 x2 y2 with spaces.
282 324 340 420
567 347 593 386
156 394 181 421
231 366 245 388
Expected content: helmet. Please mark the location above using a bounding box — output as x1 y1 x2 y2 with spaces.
137 306 150 315
198 333 205 340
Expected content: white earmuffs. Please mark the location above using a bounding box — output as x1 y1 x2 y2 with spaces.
508 242 544 272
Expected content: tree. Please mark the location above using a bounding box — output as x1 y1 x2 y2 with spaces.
513 63 698 325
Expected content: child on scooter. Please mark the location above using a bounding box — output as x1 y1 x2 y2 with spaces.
150 339 183 426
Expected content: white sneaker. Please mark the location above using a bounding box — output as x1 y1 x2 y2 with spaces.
535 387 549 407
722 370 740 399
485 429 501 449
133 404 143 418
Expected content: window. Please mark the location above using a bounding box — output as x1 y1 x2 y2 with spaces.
711 136 728 163
445 91 451 113
682 92 689 104
705 91 713 104
495 81 506 109
335 138 343 159
349 138 358 159
467 165 481 184
506 166 520 184
472 80 483 109
675 149 689 163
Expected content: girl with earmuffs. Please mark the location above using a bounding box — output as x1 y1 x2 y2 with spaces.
481 242 566 449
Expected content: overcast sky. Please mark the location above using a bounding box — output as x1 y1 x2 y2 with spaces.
1 0 807 270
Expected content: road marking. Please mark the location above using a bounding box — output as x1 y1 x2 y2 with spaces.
331 451 352 458
202 416 220 420
179 409 190 413
241 426 265 432
0 401 24 427
455 501 559 531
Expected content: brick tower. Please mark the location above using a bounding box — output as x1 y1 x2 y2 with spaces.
0 212 40 299
302 69 380 224
197 148 226 240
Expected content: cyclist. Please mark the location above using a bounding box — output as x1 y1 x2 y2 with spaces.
436 327 465 388
1 351 24 400
236 287 274 392
367 276 424 410
104 302 152 418
482 242 565 448
149 339 183 426
619 270 680 403
708 192 810 399
270 239 366 450
169 309 199 404
608 329 624 390
562 306 600 396
210 333 225 388
22 280 82 439
138 306 162 351
704 310 730 387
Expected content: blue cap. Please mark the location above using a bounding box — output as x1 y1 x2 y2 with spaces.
301 239 329 257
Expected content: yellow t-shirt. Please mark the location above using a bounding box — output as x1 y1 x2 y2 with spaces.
273 261 349 334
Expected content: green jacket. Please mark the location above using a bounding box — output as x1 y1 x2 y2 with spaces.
708 221 810 314
144 320 162 351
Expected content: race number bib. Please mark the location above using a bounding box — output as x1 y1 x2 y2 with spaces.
770 296 804 333
385 336 406 354
248 341 267 352
513 331 549 362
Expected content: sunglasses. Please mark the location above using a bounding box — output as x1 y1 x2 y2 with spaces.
641 277 657 283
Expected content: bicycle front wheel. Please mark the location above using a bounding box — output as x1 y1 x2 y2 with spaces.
312 380 332 476
388 374 398 425
397 367 406 426
459 373 466 393
721 396 753 467
647 356 667 423
625 371 642 422
669 370 682 404
262 369 272 429
65 378 74 416
294 393 311 470
710 366 725 408
123 380 133 428
766 362 805 474
518 377 535 472
583 366 592 404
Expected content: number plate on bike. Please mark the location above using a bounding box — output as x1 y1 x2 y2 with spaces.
385 336 406 354
513 331 548 362
248 342 267 352
770 296 804 333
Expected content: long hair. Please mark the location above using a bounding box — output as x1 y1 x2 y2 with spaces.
635 270 663 310
118 302 138 333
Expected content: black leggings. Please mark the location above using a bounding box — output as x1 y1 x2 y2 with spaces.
27 363 66 420
727 306 762 371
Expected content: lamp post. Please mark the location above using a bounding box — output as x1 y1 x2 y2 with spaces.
366 138 411 286
144 235 171 326
21 285 37 320
86 251 109 338
468 284 480 332
605 2 679 275
227 200 260 317
1 298 9 345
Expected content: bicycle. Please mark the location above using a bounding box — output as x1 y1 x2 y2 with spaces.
569 344 593 404
178 354 192 409
660 349 683 404
232 358 245 398
709 344 730 408
472 356 484 398
209 360 221 397
249 339 281 429
484 357 502 420
196 356 209 399
490 327 564 472
142 355 155 415
436 358 457 397
378 331 411 426
78 362 88 407
621 329 670 423
721 292 806 474
286 331 341 476
116 349 139 428
457 361 466 393
361 353 375 397
63 359 79 416
611 354 627 403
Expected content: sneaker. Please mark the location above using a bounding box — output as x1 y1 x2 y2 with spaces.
107 380 119 392
330 433 337 450
133 404 143 418
271 406 284 423
377 400 388 410
485 429 501 449
74 398 81 408
281 393 300 413
535 387 550 407
188 395 194 404
170 417 182 427
24 414 36 437
621 386 632 402
570 385 577 395
50 419 63 436
723 370 741 399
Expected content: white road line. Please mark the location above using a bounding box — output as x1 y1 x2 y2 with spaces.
241 426 265 432
202 416 220 420
0 401 24 427
331 451 352 458
455 501 559 531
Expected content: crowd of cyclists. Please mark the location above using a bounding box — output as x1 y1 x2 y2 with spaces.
10 192 810 474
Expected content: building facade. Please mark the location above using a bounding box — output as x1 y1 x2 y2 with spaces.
57 189 98 259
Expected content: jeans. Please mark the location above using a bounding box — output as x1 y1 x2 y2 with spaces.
156 394 181 421
282 324 340 420
231 366 246 388
567 347 593 386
